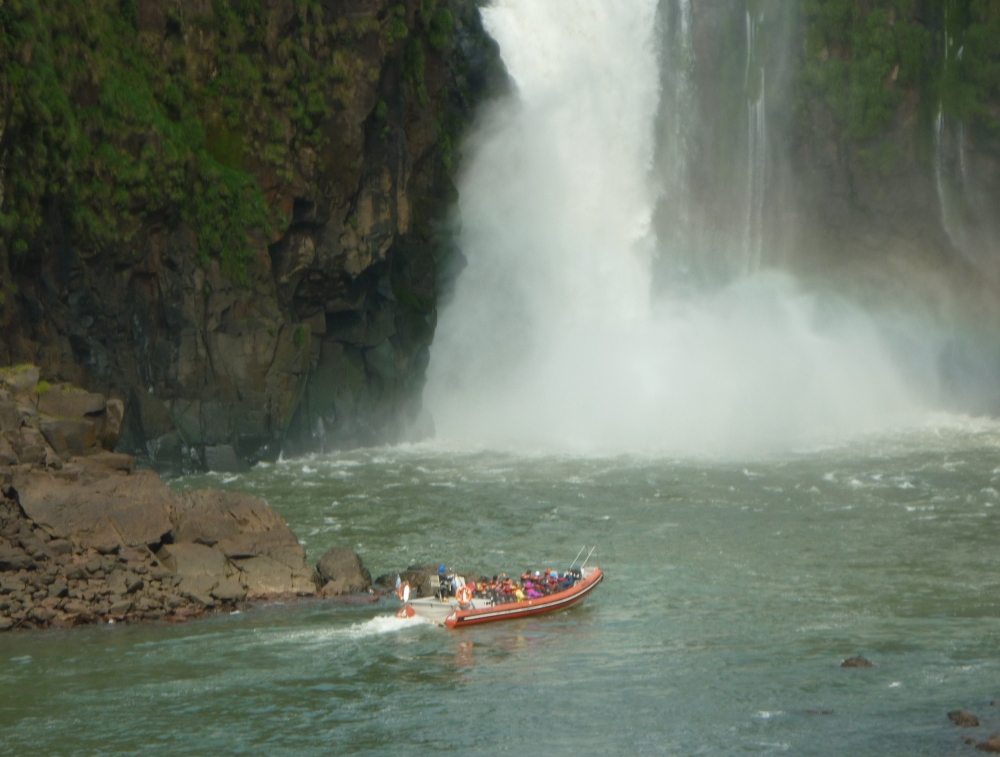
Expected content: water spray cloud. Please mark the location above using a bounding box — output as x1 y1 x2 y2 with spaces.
426 0 937 456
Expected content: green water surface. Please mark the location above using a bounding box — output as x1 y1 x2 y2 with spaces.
2 426 1000 756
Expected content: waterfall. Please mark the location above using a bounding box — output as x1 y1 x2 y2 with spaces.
935 105 962 254
651 0 695 288
743 10 766 276
425 0 932 456
932 11 999 282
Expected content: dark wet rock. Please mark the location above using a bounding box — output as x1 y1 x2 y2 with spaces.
375 565 436 596
316 547 371 596
203 445 249 473
949 710 981 727
977 735 1000 753
840 656 875 669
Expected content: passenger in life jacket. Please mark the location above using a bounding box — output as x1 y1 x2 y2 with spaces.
545 568 559 592
524 580 543 599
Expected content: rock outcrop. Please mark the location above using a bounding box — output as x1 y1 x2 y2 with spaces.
978 735 1000 754
316 546 372 596
0 0 505 465
949 710 981 728
840 656 875 669
0 461 319 630
0 366 321 630
1 365 125 467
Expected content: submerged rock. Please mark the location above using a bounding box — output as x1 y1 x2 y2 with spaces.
840 656 875 669
977 735 1000 753
949 710 980 727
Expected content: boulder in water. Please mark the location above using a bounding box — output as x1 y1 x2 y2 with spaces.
949 710 980 727
840 656 875 669
977 735 1000 753
316 547 371 595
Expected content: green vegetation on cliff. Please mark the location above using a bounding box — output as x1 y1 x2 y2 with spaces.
0 0 458 283
0 0 270 281
801 0 1000 140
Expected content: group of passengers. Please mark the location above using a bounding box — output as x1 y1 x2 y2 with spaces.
469 569 577 604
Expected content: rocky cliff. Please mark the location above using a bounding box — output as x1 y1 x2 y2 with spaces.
657 0 1000 310
0 0 503 466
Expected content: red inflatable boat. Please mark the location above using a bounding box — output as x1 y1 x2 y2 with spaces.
396 564 603 628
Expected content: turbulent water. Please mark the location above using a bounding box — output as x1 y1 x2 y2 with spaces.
3 431 1000 755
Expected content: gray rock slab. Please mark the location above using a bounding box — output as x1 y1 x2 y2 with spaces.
14 468 176 552
38 388 107 419
157 542 229 578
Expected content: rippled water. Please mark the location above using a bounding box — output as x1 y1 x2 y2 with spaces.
3 423 1000 755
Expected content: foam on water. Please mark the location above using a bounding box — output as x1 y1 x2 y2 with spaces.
238 615 431 651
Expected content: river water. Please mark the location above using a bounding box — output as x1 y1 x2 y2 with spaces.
3 2 998 752
3 423 1000 755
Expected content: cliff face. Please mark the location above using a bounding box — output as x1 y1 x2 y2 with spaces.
657 0 1000 314
0 0 503 464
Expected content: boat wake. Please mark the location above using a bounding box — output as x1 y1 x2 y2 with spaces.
343 614 432 638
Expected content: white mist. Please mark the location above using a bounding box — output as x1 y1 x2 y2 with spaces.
425 0 931 456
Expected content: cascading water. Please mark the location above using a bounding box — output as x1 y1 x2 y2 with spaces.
933 9 1000 284
425 0 937 456
650 0 694 289
743 9 766 277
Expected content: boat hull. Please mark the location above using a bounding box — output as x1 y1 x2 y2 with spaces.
441 567 603 629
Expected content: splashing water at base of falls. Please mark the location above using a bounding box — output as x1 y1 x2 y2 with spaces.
426 0 939 456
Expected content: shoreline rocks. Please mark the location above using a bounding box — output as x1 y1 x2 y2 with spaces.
0 365 380 632
0 462 326 630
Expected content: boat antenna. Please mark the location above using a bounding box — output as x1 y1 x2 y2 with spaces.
580 546 597 570
569 546 587 570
